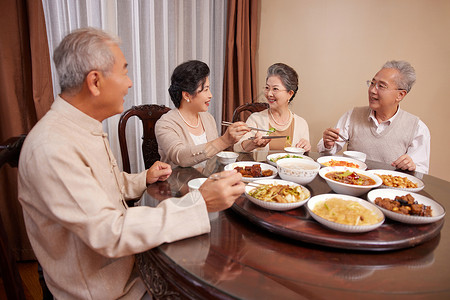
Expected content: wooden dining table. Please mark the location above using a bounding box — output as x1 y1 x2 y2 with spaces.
137 151 449 299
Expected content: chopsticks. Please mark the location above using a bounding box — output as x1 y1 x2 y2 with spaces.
222 121 273 133
336 132 350 144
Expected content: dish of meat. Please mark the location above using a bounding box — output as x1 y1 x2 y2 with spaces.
224 161 277 182
367 189 445 224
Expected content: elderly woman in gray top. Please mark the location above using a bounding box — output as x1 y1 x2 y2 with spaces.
155 60 250 168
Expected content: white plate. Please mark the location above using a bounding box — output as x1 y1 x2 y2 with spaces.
245 179 311 211
307 194 385 233
266 152 314 166
224 161 277 182
316 155 367 170
367 169 424 192
367 189 445 224
284 147 306 154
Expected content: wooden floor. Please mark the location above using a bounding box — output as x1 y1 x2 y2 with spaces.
0 261 43 300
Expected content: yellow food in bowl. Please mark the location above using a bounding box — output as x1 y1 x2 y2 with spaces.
312 198 382 226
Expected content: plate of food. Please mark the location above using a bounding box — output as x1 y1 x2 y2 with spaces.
244 179 311 211
266 152 314 166
307 194 384 233
367 189 445 224
316 155 367 170
367 169 424 192
224 161 277 182
319 166 382 196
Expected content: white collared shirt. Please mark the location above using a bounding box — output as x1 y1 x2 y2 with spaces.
317 107 431 173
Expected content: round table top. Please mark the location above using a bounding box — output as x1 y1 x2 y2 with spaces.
138 151 450 299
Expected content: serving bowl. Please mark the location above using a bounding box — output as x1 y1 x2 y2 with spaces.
343 151 367 162
188 178 207 192
276 157 321 185
367 189 445 224
216 151 239 164
224 161 277 182
367 169 425 192
266 152 314 167
307 193 384 233
319 166 382 196
245 179 310 211
284 147 306 154
316 155 367 170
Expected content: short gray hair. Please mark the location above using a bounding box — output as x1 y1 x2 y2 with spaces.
53 27 120 94
266 63 299 102
382 60 416 93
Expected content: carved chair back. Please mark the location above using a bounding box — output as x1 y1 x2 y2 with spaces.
231 102 269 123
118 105 171 173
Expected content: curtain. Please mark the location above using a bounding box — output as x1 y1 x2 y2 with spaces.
222 0 259 125
0 0 54 260
42 0 227 173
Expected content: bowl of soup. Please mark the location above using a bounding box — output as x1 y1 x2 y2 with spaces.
319 166 382 196
276 158 321 185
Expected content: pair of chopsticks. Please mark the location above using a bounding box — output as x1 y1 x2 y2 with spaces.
222 121 273 133
336 132 350 144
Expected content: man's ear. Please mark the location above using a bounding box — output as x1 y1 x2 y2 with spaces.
396 90 408 103
86 70 101 96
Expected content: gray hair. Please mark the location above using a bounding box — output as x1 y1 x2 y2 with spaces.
382 60 416 93
53 27 121 94
266 63 299 102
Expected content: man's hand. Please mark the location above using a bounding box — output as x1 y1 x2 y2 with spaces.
146 161 172 185
199 170 245 212
295 138 311 152
322 127 341 149
392 154 416 172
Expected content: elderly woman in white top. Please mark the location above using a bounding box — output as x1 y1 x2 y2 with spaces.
234 63 311 152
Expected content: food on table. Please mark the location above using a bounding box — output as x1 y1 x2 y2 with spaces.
375 194 432 216
325 170 376 186
234 164 273 178
248 184 310 203
322 159 360 168
376 174 418 189
312 198 382 226
269 154 304 163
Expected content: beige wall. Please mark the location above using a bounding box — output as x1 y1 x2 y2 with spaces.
257 0 450 181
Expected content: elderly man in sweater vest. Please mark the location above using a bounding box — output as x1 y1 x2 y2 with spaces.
317 60 430 174
18 27 245 299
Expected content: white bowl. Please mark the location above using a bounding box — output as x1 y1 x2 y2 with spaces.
367 189 445 224
216 151 239 164
319 166 382 196
316 155 367 170
276 158 321 185
284 147 306 154
343 151 367 162
307 194 384 233
224 161 277 182
367 169 425 192
245 179 311 211
188 178 207 192
266 152 314 166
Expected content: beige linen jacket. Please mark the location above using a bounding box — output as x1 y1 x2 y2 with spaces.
155 109 229 167
18 97 210 299
233 109 310 152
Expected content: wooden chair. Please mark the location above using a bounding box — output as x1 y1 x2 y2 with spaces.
0 135 53 300
0 135 26 300
232 102 269 123
118 105 171 173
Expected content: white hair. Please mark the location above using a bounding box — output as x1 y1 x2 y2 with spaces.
53 27 121 94
382 60 416 93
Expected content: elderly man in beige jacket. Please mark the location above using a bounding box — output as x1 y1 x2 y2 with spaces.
18 27 244 299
